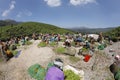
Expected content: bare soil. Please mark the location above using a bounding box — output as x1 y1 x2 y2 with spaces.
0 40 119 80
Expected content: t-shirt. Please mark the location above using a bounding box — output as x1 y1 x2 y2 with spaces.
45 66 64 80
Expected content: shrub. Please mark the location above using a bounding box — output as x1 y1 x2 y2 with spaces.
111 37 118 42
12 50 18 56
71 42 75 47
54 47 66 54
61 38 66 42
15 44 20 46
49 42 56 47
38 42 47 47
25 41 33 45
0 59 2 62
69 56 80 63
64 70 80 80
82 48 89 52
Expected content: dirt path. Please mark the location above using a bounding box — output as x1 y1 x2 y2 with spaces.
0 40 55 80
104 42 120 58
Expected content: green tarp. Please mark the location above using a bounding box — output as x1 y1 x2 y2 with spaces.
98 45 104 50
28 64 46 80
28 62 54 80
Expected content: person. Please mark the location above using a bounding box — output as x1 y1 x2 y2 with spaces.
109 55 120 80
97 32 103 43
64 37 71 47
45 58 64 80
0 41 9 61
114 55 120 66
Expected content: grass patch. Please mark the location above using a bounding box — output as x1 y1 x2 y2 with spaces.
12 50 18 56
82 48 89 52
61 38 66 42
60 36 66 42
71 42 75 47
38 42 47 47
0 59 2 62
15 43 20 46
64 70 81 80
69 56 80 63
54 47 66 54
25 41 33 45
49 42 56 47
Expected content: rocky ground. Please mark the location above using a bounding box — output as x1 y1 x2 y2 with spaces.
0 40 119 80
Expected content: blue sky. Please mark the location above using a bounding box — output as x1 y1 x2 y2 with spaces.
0 0 120 28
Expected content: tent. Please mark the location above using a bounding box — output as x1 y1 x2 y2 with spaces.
88 34 99 41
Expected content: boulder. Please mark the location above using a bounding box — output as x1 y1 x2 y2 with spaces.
64 47 76 56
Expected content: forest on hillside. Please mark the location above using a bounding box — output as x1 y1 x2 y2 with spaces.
0 20 73 40
0 20 119 41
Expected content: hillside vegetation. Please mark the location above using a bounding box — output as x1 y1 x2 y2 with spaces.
104 26 120 41
0 21 73 40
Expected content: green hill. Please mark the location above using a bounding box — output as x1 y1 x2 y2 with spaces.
104 26 120 41
0 22 74 40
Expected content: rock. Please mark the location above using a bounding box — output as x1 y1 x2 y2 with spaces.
64 47 76 56
0 71 5 80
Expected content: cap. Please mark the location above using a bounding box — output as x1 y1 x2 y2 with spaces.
115 55 120 60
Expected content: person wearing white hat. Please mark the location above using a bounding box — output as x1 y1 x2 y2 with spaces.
115 55 120 61
114 54 120 67
110 54 120 80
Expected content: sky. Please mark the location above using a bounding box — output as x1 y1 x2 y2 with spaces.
0 0 120 28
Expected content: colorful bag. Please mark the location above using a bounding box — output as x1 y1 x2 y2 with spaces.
98 45 104 50
84 55 91 62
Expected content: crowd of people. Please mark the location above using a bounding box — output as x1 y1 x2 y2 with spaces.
0 32 120 80
0 32 111 61
0 36 29 61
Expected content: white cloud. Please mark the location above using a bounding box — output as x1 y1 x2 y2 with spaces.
2 10 10 17
10 1 16 10
24 10 32 16
17 12 22 18
70 0 96 6
44 0 61 7
16 10 32 18
2 1 16 17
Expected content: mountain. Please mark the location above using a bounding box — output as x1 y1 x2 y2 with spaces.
69 27 115 34
0 21 74 40
0 19 21 27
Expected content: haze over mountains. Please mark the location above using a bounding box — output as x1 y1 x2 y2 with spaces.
68 27 115 33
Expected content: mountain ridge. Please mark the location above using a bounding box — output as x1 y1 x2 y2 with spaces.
68 27 115 34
